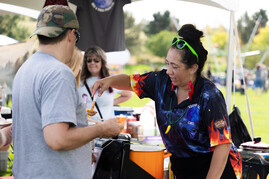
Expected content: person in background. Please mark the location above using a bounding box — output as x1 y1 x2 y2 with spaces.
206 65 212 80
254 63 263 96
91 24 242 179
79 45 132 121
12 5 122 178
66 46 83 87
261 64 268 92
267 66 269 91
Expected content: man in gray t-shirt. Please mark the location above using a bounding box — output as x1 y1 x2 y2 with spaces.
12 5 123 178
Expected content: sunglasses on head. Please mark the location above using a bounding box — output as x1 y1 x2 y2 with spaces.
86 58 101 63
171 37 199 62
74 30 80 43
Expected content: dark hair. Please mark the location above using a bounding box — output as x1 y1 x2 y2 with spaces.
171 24 208 77
37 29 70 45
80 45 113 93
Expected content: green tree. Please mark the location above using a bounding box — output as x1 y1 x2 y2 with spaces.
211 27 228 51
145 30 177 57
124 12 143 55
124 11 135 29
253 9 268 29
237 9 268 44
0 14 31 42
238 12 252 44
203 26 228 74
246 25 269 68
144 11 173 36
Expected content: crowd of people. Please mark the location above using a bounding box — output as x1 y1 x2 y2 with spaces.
206 63 269 96
0 3 247 179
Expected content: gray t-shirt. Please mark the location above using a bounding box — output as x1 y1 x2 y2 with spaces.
70 0 131 52
12 52 92 178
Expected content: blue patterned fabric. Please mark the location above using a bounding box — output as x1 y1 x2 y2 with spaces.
131 69 231 156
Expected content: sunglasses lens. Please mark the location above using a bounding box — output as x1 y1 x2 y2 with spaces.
171 37 199 62
94 59 100 63
86 58 100 63
171 37 178 44
177 41 185 49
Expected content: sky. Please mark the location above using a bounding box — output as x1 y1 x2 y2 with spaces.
123 0 269 29
0 0 267 29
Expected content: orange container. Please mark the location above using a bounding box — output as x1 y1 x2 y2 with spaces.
129 145 171 179
116 115 126 133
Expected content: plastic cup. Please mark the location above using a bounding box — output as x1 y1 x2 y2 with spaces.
116 115 126 133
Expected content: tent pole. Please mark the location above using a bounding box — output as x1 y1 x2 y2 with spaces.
258 47 269 64
242 15 262 64
233 17 255 140
226 11 235 114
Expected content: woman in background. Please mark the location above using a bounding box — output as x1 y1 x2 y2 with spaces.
66 46 83 88
79 45 132 121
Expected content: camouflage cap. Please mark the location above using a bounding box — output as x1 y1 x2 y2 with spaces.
31 5 79 38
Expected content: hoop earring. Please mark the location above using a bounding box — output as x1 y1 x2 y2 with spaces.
188 80 194 100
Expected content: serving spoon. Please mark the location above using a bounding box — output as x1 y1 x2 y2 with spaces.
82 93 97 117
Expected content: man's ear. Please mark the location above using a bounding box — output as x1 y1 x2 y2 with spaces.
67 29 75 43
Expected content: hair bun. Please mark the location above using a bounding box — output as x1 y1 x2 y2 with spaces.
178 24 203 43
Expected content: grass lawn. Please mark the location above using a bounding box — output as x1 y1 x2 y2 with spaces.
119 85 269 144
220 87 269 144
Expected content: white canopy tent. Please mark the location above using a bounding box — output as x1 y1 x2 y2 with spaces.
0 0 75 17
0 34 18 46
1 0 252 137
0 0 238 103
0 0 238 107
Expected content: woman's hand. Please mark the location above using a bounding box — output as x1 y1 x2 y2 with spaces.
90 74 133 98
114 90 132 105
90 77 111 98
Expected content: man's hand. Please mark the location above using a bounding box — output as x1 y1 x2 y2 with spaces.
99 118 123 138
0 125 12 148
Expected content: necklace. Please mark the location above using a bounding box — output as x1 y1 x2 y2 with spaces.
165 98 188 134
